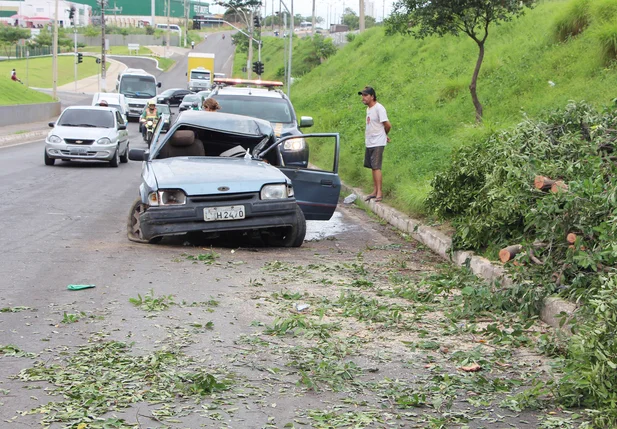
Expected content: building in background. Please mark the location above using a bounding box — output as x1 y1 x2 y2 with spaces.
76 0 217 27
0 0 92 27
0 0 220 28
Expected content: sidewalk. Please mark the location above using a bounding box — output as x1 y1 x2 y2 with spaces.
56 57 127 93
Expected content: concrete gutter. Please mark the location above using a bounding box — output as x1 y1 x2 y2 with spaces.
343 184 577 332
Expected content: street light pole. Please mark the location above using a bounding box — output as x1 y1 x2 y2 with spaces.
101 0 106 91
52 0 58 100
74 28 77 92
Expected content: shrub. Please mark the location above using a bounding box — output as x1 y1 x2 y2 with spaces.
552 0 591 42
346 33 356 43
592 22 617 65
589 0 617 25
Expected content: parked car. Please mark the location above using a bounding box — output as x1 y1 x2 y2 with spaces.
156 88 193 106
179 93 203 112
210 78 313 167
44 106 129 167
127 111 341 246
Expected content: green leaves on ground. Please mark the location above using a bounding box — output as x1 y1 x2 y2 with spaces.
129 289 175 312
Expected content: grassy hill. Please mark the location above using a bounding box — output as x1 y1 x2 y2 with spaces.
248 0 617 215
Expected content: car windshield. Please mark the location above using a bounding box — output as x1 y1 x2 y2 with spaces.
182 94 201 103
215 96 293 123
119 76 157 98
191 71 210 80
156 104 171 114
58 109 114 128
159 89 177 97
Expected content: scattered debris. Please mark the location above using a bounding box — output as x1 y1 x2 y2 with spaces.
343 193 357 204
66 284 95 291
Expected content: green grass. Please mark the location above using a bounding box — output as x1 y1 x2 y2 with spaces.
272 0 617 215
81 45 153 56
0 55 102 90
0 78 53 105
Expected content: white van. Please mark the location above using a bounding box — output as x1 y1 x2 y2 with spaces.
91 92 129 124
156 24 181 34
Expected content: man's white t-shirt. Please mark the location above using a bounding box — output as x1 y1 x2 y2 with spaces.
365 102 388 148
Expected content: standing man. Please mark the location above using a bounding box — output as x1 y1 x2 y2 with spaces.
358 86 391 202
191 40 195 49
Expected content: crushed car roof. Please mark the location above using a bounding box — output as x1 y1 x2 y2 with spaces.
174 111 274 136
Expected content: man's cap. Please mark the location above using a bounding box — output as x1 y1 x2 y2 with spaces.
148 100 155 105
99 100 108 106
358 86 376 97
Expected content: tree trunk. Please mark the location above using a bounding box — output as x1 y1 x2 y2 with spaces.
469 41 485 123
499 244 522 263
534 175 556 191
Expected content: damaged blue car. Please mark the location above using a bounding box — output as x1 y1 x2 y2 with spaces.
127 110 341 247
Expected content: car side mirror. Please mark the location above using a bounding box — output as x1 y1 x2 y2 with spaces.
129 148 147 161
48 122 55 127
118 123 127 130
299 116 313 128
157 82 162 88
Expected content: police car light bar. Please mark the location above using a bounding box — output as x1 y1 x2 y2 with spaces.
213 77 284 88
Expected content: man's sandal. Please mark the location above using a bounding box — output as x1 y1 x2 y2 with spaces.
364 195 376 202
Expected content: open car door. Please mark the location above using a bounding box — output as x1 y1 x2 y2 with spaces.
263 133 341 221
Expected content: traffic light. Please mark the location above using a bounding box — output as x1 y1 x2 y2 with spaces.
253 16 261 28
68 6 75 20
252 61 259 74
77 53 83 64
257 61 264 75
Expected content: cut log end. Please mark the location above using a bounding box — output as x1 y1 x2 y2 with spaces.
499 244 523 263
551 180 568 193
534 175 556 191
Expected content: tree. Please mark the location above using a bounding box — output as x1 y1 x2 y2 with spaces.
386 0 534 123
0 26 30 59
342 8 359 30
310 34 337 63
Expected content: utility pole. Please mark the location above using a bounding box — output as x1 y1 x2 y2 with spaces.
73 28 77 92
151 0 155 26
288 0 293 96
52 0 58 100
247 10 254 79
166 0 171 55
311 0 315 36
184 0 189 48
359 0 365 32
101 0 106 91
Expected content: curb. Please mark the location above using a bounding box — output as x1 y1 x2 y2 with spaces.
341 183 576 333
0 130 48 149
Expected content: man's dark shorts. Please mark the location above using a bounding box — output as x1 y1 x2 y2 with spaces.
364 146 385 170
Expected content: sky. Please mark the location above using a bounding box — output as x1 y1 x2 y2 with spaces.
207 0 397 28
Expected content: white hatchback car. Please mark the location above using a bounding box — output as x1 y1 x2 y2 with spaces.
44 106 130 167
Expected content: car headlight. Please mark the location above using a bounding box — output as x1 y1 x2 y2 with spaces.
283 137 306 151
261 184 291 200
97 137 112 145
48 135 63 144
148 189 187 206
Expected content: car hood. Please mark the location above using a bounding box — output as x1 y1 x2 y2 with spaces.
49 126 117 139
271 122 299 138
150 157 288 195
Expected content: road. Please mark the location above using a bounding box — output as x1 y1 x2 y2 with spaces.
0 37 571 428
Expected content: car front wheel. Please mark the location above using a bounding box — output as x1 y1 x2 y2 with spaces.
268 205 306 247
109 146 120 167
120 143 129 163
44 151 55 166
127 198 162 244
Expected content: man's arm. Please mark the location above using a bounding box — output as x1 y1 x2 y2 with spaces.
383 120 391 143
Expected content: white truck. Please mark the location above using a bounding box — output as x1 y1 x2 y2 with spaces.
187 53 215 91
116 68 162 119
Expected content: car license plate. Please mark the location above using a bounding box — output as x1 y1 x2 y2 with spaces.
204 206 245 222
70 147 87 155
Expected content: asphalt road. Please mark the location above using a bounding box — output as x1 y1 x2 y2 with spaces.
0 36 567 428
